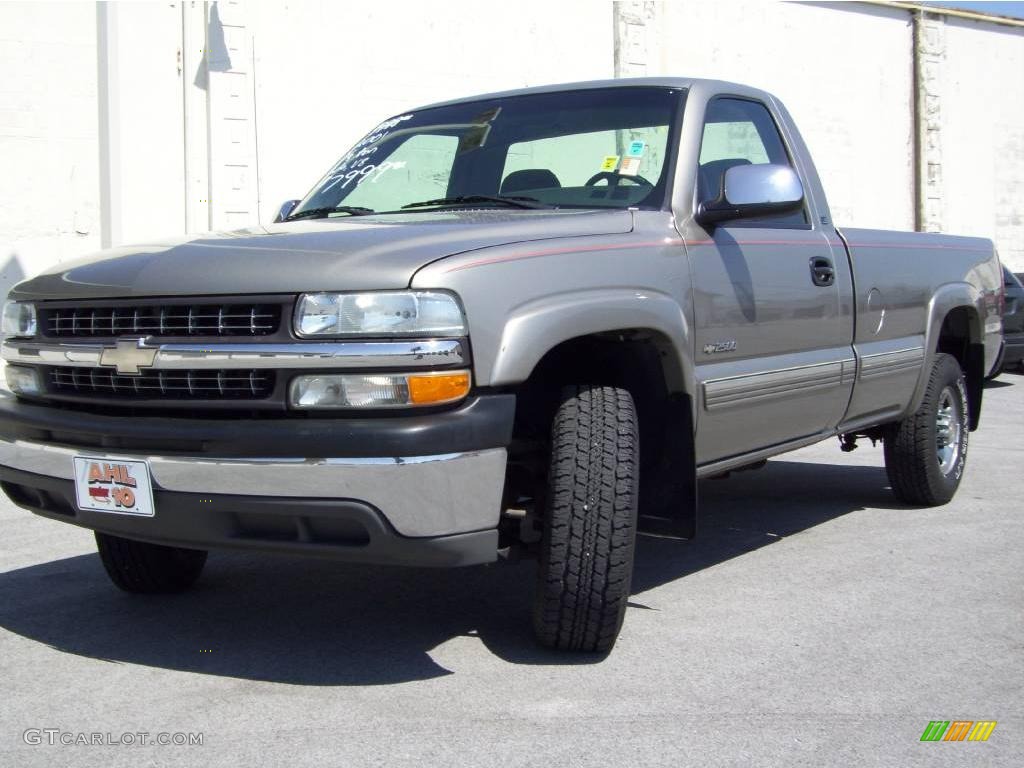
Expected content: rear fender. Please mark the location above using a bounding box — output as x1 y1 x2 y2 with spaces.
911 282 984 424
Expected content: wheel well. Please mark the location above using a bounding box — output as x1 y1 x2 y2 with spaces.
511 329 683 448
504 330 696 541
936 307 984 430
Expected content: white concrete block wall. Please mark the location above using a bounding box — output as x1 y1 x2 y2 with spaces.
941 16 1024 271
247 0 615 223
0 1 101 297
104 1 188 245
206 0 259 230
657 0 916 232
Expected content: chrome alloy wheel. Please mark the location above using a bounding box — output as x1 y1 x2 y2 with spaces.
935 386 963 474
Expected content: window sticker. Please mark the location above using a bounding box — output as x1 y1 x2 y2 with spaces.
320 114 415 192
618 156 642 176
321 159 407 194
600 155 621 172
627 140 646 157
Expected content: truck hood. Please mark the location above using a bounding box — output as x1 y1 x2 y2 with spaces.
11 209 633 301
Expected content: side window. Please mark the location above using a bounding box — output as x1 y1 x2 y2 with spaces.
341 133 458 210
697 98 807 227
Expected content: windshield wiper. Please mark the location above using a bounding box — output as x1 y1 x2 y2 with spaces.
401 195 553 210
285 205 375 221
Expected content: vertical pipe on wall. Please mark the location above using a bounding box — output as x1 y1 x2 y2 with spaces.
96 1 121 248
203 1 214 231
251 36 261 225
912 9 945 233
613 1 625 78
911 10 923 232
181 1 191 233
181 1 211 234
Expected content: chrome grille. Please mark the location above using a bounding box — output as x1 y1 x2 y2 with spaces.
48 367 275 400
42 303 281 338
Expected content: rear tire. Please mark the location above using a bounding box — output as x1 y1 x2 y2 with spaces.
533 385 639 652
884 353 969 505
95 532 207 593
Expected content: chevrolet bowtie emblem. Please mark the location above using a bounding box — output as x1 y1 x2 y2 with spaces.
99 338 158 375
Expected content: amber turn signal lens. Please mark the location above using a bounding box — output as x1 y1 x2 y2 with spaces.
408 372 471 405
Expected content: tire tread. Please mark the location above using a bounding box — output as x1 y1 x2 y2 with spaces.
533 385 639 652
884 353 967 506
95 532 207 593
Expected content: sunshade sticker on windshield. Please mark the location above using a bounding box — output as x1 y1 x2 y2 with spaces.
619 156 642 176
601 155 621 172
627 140 646 157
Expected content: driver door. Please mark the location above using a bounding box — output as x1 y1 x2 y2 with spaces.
689 97 854 464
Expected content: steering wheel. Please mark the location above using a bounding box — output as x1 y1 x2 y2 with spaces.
584 170 654 187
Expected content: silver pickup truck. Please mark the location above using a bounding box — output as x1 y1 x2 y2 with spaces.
0 78 1003 652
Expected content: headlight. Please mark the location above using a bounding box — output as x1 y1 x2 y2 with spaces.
2 302 37 337
295 291 465 337
4 365 41 397
290 370 471 409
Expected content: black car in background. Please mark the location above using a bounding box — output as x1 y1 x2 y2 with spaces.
1000 267 1024 372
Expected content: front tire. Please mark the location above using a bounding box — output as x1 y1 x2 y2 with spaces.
533 385 639 652
884 353 969 505
95 532 207 593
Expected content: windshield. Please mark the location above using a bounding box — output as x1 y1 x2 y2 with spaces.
291 86 684 218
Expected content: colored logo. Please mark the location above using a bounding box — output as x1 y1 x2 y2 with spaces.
86 461 139 510
920 721 997 742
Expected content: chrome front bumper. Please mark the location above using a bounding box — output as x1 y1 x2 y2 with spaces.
0 438 507 538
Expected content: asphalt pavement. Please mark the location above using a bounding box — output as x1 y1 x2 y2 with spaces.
1 372 1021 767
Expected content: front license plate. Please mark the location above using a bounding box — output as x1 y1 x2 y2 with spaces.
73 457 156 517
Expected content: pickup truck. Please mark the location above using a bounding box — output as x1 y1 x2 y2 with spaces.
0 78 1003 652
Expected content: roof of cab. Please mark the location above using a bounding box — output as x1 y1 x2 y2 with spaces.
412 77 767 112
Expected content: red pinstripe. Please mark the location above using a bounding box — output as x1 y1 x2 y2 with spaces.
443 235 991 272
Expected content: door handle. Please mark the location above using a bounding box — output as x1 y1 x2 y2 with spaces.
810 257 835 287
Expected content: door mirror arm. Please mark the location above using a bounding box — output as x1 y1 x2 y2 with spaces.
273 200 301 223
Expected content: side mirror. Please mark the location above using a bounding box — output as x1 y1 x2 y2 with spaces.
273 200 301 223
696 164 804 225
